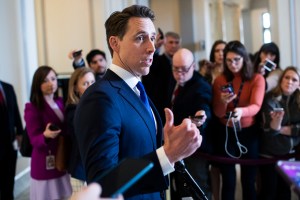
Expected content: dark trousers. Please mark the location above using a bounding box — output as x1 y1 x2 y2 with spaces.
0 147 17 200
216 124 259 200
259 163 291 200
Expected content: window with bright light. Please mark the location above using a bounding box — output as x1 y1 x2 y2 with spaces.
262 12 271 43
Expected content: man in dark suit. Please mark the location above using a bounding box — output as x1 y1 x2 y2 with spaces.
74 5 202 200
0 80 23 200
143 32 181 124
170 48 212 199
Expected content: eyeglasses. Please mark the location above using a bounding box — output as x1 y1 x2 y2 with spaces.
226 57 242 65
172 62 194 74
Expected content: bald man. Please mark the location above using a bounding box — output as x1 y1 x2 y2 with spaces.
170 48 212 199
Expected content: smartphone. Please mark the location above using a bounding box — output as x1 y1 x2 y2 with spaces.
276 160 300 195
190 115 204 120
189 115 204 125
72 49 82 58
158 28 164 39
221 83 234 94
264 58 276 72
97 158 154 198
49 124 60 131
273 107 284 112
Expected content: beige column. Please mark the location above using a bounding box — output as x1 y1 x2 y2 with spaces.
223 3 242 41
210 0 225 41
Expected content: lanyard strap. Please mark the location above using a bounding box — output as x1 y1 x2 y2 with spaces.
233 80 244 108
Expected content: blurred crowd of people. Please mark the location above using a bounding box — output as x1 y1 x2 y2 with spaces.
1 4 300 200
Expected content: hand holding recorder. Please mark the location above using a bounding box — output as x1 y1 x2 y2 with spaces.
189 110 206 127
43 123 61 139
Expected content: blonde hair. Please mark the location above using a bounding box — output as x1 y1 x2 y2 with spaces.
66 68 95 105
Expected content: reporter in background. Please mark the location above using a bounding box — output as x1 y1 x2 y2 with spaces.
209 40 227 84
24 66 72 200
259 66 300 200
207 39 227 200
142 31 181 124
66 67 95 197
253 42 282 92
0 80 23 200
212 41 265 200
69 49 107 80
170 48 212 199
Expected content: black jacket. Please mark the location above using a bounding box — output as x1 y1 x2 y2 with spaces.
0 81 23 158
260 90 300 156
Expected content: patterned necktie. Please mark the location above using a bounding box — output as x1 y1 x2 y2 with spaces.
136 81 153 120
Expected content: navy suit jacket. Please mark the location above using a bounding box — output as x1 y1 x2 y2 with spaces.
74 69 168 199
0 81 23 159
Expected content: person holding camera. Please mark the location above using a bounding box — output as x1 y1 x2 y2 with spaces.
253 42 282 92
69 49 107 80
259 66 300 200
212 41 265 200
24 66 72 200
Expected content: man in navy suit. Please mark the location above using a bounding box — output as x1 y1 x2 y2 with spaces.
0 80 23 200
74 5 202 200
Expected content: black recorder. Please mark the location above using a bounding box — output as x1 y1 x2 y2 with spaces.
49 124 60 131
225 111 242 132
189 115 204 125
72 49 82 58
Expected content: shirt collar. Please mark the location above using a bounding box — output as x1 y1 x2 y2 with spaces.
109 64 141 90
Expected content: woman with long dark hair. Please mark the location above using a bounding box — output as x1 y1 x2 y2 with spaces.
24 66 72 200
212 41 265 200
253 42 282 92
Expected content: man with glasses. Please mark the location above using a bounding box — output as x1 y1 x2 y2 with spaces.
143 32 181 124
170 48 212 199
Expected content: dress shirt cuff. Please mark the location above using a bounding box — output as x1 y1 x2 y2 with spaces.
156 147 175 176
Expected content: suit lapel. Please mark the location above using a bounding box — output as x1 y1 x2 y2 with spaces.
106 70 157 148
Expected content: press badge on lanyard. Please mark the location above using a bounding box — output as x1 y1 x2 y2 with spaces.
46 150 55 170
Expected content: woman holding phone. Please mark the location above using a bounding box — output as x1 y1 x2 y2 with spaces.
24 66 72 200
253 42 282 92
212 41 265 200
259 66 300 200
